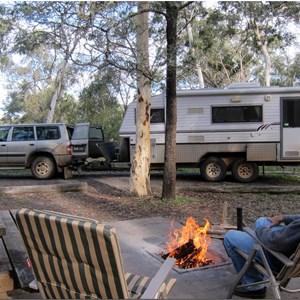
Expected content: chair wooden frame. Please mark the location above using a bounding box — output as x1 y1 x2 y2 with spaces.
15 208 176 299
227 226 300 299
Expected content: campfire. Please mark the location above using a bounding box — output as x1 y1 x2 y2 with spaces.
162 217 212 269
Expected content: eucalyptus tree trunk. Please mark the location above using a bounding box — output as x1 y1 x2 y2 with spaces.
46 26 81 123
253 20 271 86
162 2 178 199
130 2 152 197
187 23 205 88
46 58 68 123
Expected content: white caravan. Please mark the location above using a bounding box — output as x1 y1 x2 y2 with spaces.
117 83 300 182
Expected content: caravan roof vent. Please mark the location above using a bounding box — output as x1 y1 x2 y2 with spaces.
227 82 261 89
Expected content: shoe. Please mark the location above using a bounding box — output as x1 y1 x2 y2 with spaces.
233 287 266 299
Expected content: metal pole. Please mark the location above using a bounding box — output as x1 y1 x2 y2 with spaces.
237 207 243 231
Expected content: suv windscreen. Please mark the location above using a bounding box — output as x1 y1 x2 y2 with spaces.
36 126 60 140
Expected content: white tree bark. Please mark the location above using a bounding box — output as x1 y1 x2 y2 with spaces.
46 58 68 123
46 26 81 123
253 21 271 86
130 2 152 197
187 23 205 88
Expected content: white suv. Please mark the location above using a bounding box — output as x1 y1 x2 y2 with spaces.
0 123 92 179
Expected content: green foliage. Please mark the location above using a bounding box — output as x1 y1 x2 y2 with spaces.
269 53 300 87
77 71 124 141
177 3 259 88
13 29 51 55
54 94 79 124
1 90 25 123
0 4 14 48
182 1 300 87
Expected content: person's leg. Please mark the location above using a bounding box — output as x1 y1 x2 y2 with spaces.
224 230 265 290
254 216 284 232
224 217 285 296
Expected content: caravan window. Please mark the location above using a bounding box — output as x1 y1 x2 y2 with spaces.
135 108 165 124
212 106 262 123
150 109 165 123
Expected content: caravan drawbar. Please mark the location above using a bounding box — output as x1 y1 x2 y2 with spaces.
112 83 300 183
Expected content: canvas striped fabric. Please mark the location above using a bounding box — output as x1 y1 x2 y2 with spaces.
125 273 151 298
15 208 175 299
16 208 129 299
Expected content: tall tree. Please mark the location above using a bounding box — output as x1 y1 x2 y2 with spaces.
12 2 95 122
187 22 205 88
162 2 179 199
162 2 192 199
181 3 207 88
178 6 256 88
0 4 14 68
220 1 299 86
130 2 152 197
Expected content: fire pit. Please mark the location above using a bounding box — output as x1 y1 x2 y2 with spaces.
163 217 212 269
162 239 213 269
147 217 230 273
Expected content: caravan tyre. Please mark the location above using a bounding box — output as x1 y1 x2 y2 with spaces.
200 157 227 182
231 159 259 183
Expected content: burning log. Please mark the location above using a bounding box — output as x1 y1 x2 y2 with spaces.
162 239 195 260
180 246 203 269
163 217 213 269
162 239 213 269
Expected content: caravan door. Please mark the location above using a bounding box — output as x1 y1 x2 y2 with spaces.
281 98 300 160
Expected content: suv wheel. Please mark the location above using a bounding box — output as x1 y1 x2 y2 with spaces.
31 156 56 179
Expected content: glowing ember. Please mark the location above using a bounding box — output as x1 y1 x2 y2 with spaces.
163 217 212 269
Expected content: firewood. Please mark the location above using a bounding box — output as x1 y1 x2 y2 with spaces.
162 239 195 260
180 246 202 269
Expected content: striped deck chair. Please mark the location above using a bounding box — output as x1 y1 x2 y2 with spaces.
15 208 176 299
227 226 300 299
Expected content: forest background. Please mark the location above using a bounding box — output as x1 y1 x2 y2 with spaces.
0 1 300 142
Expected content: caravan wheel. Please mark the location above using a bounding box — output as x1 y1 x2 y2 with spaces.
200 157 227 182
231 159 259 183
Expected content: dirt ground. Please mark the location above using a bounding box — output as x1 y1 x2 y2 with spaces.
1 170 300 226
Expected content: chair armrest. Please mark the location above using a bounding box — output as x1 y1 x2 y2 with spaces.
141 257 176 299
29 279 38 290
0 218 6 237
243 226 294 267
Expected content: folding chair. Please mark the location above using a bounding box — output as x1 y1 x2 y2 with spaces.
227 226 300 299
15 208 176 299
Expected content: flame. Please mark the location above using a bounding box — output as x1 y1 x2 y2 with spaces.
166 217 211 268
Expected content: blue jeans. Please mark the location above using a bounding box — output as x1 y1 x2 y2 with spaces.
223 217 283 290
